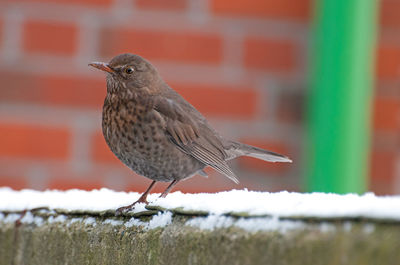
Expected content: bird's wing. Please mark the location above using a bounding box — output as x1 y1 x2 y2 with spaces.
152 94 239 183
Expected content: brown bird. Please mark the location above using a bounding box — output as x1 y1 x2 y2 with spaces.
89 53 292 213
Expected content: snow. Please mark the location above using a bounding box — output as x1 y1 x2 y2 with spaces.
3 213 20 223
154 190 400 220
147 211 172 229
0 187 399 231
363 223 375 234
185 215 304 232
124 212 172 229
20 211 44 226
103 219 124 226
48 215 67 224
235 216 304 232
0 188 139 212
186 215 234 230
83 217 96 226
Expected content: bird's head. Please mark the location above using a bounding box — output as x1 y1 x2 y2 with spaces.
89 53 161 94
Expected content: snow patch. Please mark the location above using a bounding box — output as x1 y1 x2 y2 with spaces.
83 217 96 226
124 212 172 230
235 217 304 233
103 219 124 226
20 211 44 226
0 187 147 213
1 188 399 221
186 215 304 233
186 215 234 230
47 215 67 224
3 213 20 223
153 190 400 220
125 217 144 228
1 187 400 232
147 211 172 229
363 223 375 234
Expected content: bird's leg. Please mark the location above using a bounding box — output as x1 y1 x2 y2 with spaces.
160 179 179 198
116 180 157 214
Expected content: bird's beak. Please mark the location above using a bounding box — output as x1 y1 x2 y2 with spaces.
88 62 114 73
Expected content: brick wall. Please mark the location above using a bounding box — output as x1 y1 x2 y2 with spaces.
373 0 400 194
0 0 398 195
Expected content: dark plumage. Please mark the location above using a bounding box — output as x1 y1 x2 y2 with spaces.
89 53 292 213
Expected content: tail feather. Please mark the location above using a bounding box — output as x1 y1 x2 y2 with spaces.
225 140 292 163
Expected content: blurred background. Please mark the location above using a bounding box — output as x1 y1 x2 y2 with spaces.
0 0 398 195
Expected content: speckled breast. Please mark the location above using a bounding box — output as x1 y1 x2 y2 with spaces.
101 97 204 182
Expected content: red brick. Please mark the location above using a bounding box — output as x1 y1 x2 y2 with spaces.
376 44 400 80
49 177 103 191
0 18 3 49
373 96 400 132
0 176 27 190
172 83 258 119
23 20 77 55
369 146 398 195
101 29 222 64
369 178 393 195
211 0 310 21
370 150 396 185
7 0 112 8
136 0 186 11
0 71 105 108
0 72 256 116
92 132 121 164
244 37 297 72
237 139 291 173
0 123 70 160
0 72 37 103
380 0 400 29
36 75 105 108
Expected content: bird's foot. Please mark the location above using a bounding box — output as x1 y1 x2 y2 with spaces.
115 197 148 216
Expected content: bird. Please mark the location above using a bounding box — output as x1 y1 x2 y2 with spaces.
89 53 292 213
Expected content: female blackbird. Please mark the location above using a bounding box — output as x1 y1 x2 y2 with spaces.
89 53 292 213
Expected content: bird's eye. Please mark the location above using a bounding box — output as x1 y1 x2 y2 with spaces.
125 67 134 74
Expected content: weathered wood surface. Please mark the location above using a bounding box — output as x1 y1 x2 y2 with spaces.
1 209 399 265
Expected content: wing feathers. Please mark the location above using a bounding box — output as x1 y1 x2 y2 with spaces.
224 140 292 163
190 145 239 184
153 94 238 183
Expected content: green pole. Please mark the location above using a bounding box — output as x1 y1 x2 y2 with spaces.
306 0 378 193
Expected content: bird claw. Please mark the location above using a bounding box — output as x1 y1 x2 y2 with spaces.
115 198 149 216
115 205 133 216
